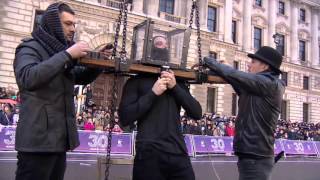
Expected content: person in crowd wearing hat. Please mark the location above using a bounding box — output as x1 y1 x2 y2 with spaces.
119 69 202 180
204 46 285 180
13 3 102 180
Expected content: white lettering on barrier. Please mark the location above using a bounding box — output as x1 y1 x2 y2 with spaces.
88 134 109 149
4 129 15 146
117 139 123 147
293 142 304 153
210 138 225 150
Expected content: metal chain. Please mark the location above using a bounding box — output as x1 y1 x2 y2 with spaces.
105 1 129 180
194 0 203 71
188 1 195 28
120 3 128 63
112 2 124 59
188 0 203 72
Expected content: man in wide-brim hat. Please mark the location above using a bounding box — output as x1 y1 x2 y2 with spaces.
204 46 285 180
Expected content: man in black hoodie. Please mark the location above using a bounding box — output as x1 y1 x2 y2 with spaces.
14 3 102 180
204 46 285 180
119 70 202 180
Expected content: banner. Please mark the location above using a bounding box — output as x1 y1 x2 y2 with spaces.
315 142 320 156
282 139 317 155
74 130 132 155
274 140 283 154
1 126 320 157
0 126 15 151
184 135 194 156
193 136 233 154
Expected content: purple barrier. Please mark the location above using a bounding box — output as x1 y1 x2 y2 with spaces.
0 126 15 151
184 135 194 156
1 126 320 157
316 142 320 156
274 139 283 154
282 140 318 155
74 130 132 155
193 136 233 154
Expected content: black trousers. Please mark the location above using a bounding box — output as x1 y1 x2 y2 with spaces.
133 146 195 180
15 152 66 180
237 157 274 180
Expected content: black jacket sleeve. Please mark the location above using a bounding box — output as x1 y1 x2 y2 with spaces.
14 46 70 91
204 57 276 96
118 78 158 126
71 66 103 85
170 83 202 120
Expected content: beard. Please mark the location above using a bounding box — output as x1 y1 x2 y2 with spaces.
151 47 169 61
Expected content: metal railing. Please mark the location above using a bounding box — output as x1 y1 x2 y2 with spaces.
159 12 187 24
105 0 122 9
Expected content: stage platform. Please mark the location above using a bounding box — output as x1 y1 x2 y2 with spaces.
1 151 320 180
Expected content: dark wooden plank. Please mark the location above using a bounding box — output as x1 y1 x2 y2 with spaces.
78 58 225 83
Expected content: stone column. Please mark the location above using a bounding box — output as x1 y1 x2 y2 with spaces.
146 0 159 17
224 0 233 43
243 0 252 51
199 0 208 29
132 0 144 14
311 7 319 66
290 0 299 63
268 0 277 47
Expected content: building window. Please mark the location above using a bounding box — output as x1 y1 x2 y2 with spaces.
281 72 288 86
303 103 309 123
278 1 285 15
303 76 309 90
280 100 287 120
233 61 239 70
254 27 262 50
106 0 122 9
208 6 217 32
159 0 174 14
232 20 237 43
276 34 285 56
299 40 306 61
209 51 217 59
231 93 238 116
255 0 262 7
300 8 306 22
33 10 44 30
207 87 217 113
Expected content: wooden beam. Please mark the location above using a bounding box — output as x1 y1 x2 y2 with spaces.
78 58 225 84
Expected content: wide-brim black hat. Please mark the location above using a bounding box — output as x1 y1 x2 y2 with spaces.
248 46 283 74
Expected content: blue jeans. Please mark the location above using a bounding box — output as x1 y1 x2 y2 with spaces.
237 157 274 180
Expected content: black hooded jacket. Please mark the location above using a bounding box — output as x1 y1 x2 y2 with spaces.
14 3 101 152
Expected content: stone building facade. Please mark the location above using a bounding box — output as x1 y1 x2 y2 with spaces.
1 0 320 123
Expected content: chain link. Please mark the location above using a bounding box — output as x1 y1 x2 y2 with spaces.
188 1 195 28
188 0 203 72
105 1 129 180
120 3 128 63
194 1 203 71
112 3 123 59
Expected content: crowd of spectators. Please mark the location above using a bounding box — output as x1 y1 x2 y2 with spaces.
180 113 320 141
1 85 320 141
0 87 20 126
